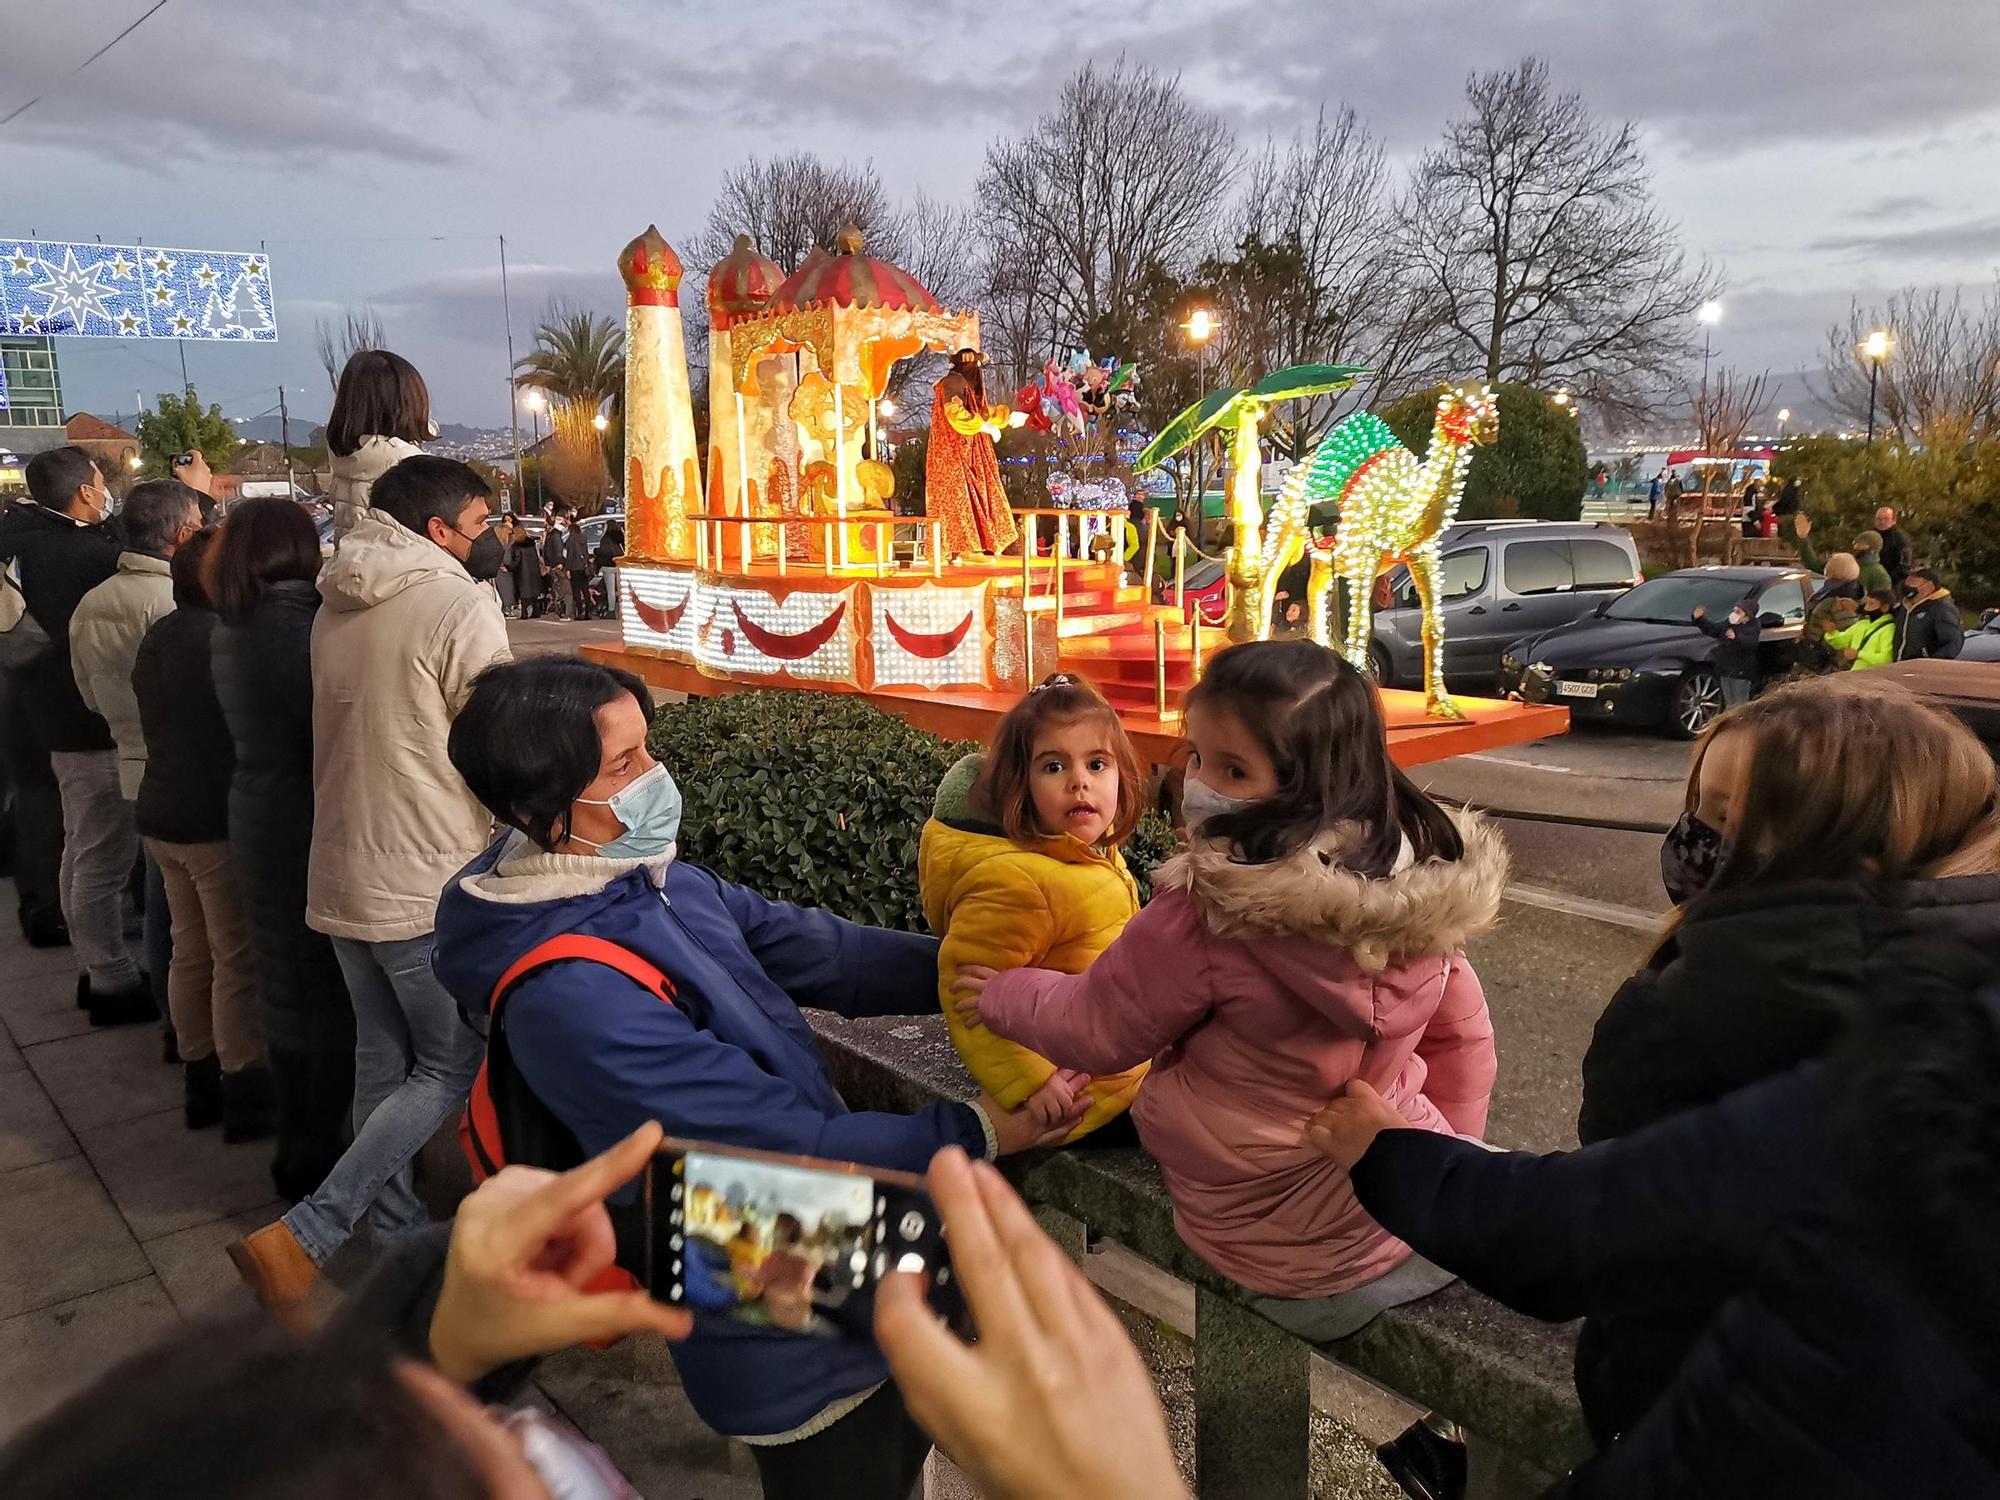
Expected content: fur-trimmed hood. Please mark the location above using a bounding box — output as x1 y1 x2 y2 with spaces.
1154 809 1508 974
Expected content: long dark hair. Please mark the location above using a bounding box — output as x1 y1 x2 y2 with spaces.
326 349 431 457
1183 639 1463 872
205 497 322 625
949 348 987 414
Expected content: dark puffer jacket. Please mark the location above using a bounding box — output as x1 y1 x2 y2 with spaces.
209 581 354 1056
1575 871 2000 1440
0 499 122 751
1354 1066 2000 1499
132 606 233 843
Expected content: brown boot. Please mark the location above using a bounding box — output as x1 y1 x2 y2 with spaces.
227 1221 319 1321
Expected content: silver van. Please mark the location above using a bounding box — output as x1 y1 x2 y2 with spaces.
1372 520 1642 687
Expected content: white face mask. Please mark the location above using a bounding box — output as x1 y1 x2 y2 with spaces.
1180 774 1253 831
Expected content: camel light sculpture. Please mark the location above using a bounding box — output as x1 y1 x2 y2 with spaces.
1277 384 1499 720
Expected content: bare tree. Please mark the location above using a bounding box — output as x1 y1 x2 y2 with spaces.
688 153 900 274
1224 107 1432 455
977 57 1238 374
1680 365 1769 562
314 307 386 394
1396 58 1719 417
1816 281 2000 444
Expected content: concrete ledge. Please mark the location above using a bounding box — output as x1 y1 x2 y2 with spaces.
809 1010 1591 1489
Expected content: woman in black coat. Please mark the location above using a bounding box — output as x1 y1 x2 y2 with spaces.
1575 676 2000 1442
1313 950 2000 1500
206 499 355 1203
509 524 545 619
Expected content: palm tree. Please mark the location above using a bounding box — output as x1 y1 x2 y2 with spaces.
1139 363 1365 641
514 301 625 511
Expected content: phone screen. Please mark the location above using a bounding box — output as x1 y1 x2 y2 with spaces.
646 1140 955 1339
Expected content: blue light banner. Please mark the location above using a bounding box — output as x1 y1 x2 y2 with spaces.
0 239 276 341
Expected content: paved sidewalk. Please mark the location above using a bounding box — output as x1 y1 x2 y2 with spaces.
0 876 279 1442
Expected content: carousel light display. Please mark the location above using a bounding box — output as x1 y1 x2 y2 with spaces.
870 584 991 689
619 226 700 561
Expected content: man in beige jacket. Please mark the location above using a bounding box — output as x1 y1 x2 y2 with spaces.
231 454 509 1301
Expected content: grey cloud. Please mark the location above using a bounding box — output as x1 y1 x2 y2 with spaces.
1808 216 2000 261
1860 193 1940 218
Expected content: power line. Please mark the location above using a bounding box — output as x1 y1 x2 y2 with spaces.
0 0 173 129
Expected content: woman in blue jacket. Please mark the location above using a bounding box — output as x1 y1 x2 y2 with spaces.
1309 951 2000 1499
434 655 1080 1500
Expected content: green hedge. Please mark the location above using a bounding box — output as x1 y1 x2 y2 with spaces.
649 691 1178 933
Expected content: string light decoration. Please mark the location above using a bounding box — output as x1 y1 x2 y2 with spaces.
870 584 990 689
1273 385 1499 719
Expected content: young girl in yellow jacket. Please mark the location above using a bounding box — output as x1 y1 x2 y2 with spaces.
919 674 1148 1140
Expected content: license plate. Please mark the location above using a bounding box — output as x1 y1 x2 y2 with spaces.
1556 680 1599 699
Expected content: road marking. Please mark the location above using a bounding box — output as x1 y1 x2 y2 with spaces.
1502 881 1662 932
1460 751 1578 774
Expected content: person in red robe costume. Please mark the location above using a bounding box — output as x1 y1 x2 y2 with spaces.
926 348 1020 561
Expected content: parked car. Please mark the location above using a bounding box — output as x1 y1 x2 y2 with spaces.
1154 520 1642 688
1957 609 2000 663
1498 566 1817 738
1371 521 1641 687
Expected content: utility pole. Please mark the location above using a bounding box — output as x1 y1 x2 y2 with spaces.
500 235 523 512
278 384 295 497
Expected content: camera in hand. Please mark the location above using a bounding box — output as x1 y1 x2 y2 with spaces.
643 1139 960 1339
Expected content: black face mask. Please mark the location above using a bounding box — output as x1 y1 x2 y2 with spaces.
463 527 505 582
1661 810 1727 906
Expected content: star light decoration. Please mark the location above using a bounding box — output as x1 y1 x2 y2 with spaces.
27 248 117 333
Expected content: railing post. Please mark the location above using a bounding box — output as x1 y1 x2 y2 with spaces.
776 520 788 579
876 521 889 579
1154 618 1168 718
1194 1288 1311 1500
1021 522 1033 597
1174 529 1187 609
1055 534 1066 637
931 521 943 580
695 517 708 572
1144 507 1160 599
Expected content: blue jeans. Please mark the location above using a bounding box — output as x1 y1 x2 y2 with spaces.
282 935 484 1264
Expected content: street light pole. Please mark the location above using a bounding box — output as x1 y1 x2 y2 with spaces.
1862 329 1892 445
277 384 294 498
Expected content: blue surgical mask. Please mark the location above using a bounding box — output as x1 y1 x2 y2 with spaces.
1180 774 1252 831
573 762 682 858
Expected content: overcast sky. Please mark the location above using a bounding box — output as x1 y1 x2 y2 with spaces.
9 0 1999 430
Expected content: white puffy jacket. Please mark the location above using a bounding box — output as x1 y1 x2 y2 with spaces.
69 552 175 798
327 435 425 540
306 508 511 942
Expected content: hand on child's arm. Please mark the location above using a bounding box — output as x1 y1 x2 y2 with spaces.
1302 1080 1411 1171
980 1090 1087 1155
953 964 998 1026
1023 1070 1093 1130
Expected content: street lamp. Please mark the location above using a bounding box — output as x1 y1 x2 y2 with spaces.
1776 407 1791 442
591 411 608 432
878 397 897 418
523 389 546 508
1697 300 1722 391
1861 329 1893 445
1179 309 1221 525
1551 388 1571 406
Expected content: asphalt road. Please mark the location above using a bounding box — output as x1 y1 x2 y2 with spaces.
504 618 1679 1153
1416 722 1691 1151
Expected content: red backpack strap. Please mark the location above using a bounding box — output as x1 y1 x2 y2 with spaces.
461 934 676 1184
487 933 675 1014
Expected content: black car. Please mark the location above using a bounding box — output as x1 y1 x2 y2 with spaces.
1499 566 1819 739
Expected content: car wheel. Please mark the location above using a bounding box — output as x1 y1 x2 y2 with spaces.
1370 642 1395 687
1670 667 1723 740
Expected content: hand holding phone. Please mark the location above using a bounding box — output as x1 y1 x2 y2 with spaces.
646 1139 961 1340
875 1148 1188 1500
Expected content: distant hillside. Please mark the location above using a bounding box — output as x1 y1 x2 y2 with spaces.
223 413 513 458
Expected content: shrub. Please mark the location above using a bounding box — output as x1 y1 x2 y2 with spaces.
1379 381 1589 522
649 691 1177 932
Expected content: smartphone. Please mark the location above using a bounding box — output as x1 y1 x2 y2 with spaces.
644 1138 960 1339
170 452 193 468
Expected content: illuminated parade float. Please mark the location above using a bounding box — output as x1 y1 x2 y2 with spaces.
584 223 1564 765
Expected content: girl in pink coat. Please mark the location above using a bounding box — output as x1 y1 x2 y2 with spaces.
958 639 1505 1329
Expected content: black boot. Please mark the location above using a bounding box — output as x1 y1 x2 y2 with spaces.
86 978 158 1028
23 907 69 949
222 1065 277 1145
75 972 90 1010
1376 1416 1467 1500
184 1055 223 1130
161 1020 180 1065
